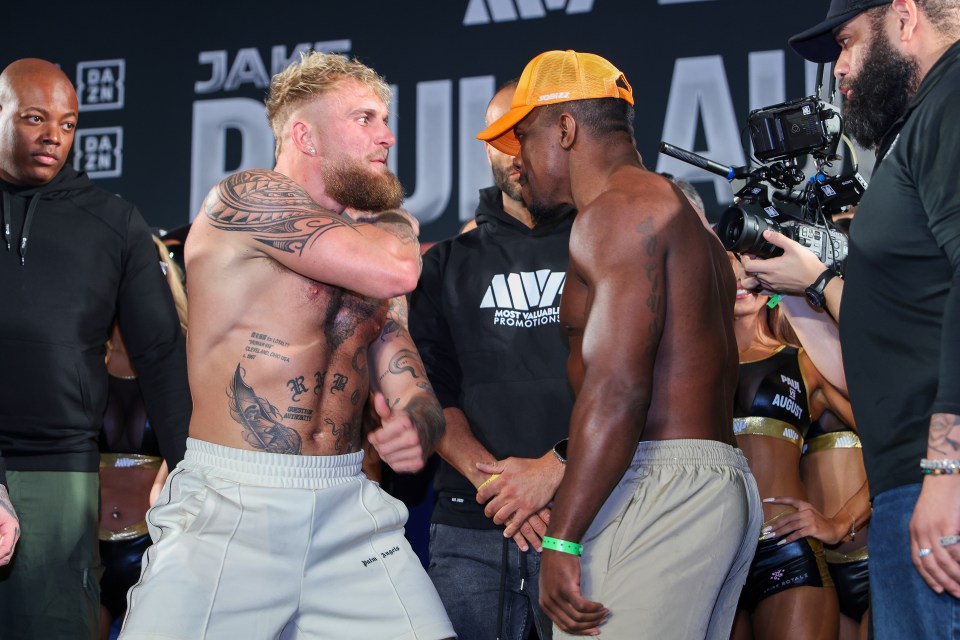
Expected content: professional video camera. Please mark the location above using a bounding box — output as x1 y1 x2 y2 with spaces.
660 87 864 274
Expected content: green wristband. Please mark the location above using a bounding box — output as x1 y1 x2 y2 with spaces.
542 536 583 556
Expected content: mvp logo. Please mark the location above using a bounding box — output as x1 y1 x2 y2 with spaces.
464 0 594 25
480 270 565 310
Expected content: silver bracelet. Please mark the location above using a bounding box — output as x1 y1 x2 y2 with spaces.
920 458 960 474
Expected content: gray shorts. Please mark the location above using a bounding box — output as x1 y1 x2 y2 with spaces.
556 439 762 640
120 438 453 639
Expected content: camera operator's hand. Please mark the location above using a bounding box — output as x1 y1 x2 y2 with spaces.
740 230 825 295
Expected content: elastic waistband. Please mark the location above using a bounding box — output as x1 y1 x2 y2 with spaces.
803 431 861 455
734 416 803 448
824 545 869 564
99 521 149 542
631 439 750 471
181 437 363 488
762 508 797 530
100 453 163 469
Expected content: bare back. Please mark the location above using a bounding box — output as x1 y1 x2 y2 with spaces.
561 167 738 444
185 170 417 456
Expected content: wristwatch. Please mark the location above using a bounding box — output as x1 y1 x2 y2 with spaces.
552 438 568 464
804 268 838 309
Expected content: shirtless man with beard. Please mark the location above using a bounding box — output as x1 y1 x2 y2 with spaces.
119 52 454 640
746 2 960 637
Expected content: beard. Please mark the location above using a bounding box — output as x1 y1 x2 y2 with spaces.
526 197 566 226
491 162 523 203
843 25 920 151
322 155 405 212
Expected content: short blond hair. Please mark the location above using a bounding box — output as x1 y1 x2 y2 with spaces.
265 51 392 157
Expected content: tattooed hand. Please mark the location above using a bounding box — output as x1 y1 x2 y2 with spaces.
0 485 20 566
367 392 443 473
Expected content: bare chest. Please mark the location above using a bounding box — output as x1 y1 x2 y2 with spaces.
299 279 388 351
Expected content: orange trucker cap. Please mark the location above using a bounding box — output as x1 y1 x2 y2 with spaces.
477 50 634 156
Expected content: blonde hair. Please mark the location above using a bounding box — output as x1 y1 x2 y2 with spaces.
153 236 188 334
265 51 392 157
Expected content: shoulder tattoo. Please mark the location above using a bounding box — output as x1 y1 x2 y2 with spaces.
206 169 356 253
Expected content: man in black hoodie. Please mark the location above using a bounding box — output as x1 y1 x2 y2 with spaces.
0 58 190 639
410 80 574 640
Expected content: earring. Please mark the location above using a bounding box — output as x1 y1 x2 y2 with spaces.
308 147 316 155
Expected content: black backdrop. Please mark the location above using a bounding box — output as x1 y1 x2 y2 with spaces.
3 0 838 242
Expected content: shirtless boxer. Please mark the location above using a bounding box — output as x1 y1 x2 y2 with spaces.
478 50 762 638
119 52 453 640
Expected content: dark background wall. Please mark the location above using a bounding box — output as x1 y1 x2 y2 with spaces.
3 0 840 242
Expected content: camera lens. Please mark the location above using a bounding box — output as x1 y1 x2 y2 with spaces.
716 205 783 258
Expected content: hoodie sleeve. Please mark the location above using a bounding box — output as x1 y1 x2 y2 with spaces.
115 206 191 468
410 244 463 409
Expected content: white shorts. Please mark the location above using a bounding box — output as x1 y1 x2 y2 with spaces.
555 439 762 640
120 438 454 639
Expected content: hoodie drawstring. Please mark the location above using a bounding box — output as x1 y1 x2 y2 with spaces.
496 536 508 640
19 193 41 266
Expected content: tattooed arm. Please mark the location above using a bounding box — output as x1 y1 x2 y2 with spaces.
539 198 670 634
909 215 960 596
350 208 421 244
350 209 423 277
545 204 667 551
203 170 420 299
911 413 960 597
367 296 445 473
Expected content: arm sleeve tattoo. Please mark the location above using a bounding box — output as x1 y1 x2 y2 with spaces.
404 394 444 456
929 413 960 457
206 169 356 254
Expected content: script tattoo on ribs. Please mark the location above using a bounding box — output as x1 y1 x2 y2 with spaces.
227 364 303 454
206 169 354 254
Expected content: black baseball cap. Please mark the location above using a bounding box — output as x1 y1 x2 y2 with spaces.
789 0 890 63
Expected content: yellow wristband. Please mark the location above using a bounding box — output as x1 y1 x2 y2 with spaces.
477 473 500 491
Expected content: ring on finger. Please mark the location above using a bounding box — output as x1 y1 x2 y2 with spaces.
918 547 933 558
940 535 960 548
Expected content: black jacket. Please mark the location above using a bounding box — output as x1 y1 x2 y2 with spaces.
841 40 960 497
410 187 574 529
0 166 190 482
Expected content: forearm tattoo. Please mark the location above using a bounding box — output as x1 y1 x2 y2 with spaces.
354 210 419 246
227 364 303 454
380 297 408 343
404 394 444 456
206 170 355 253
387 349 423 378
0 486 17 523
929 413 960 456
